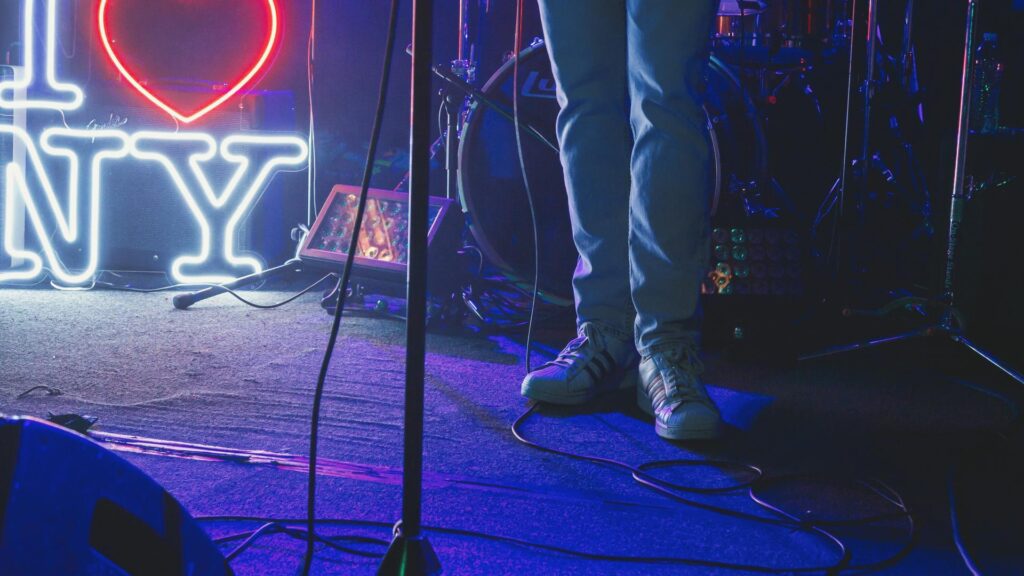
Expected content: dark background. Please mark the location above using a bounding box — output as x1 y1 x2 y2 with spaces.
0 0 1021 362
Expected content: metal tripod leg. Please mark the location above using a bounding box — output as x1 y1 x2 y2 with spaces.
949 332 1024 387
798 326 933 362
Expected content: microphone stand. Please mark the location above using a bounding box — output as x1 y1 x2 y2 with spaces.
377 0 442 573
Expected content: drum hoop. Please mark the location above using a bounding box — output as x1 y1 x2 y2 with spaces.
458 41 566 301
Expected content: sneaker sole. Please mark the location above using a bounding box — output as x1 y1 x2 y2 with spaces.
522 368 638 406
636 385 722 441
654 421 722 441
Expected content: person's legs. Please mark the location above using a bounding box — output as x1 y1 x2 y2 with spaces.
626 0 722 439
523 1 637 405
537 0 633 339
626 0 718 355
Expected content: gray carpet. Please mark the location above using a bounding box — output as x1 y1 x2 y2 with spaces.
0 288 1018 575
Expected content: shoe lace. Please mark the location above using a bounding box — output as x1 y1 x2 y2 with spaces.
546 335 591 369
659 345 705 404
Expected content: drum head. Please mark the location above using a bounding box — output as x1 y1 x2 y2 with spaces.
459 41 765 303
458 42 571 302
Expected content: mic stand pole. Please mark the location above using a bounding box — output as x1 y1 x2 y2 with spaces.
800 0 1024 389
378 0 442 573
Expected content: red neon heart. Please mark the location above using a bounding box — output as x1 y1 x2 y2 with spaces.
98 0 279 125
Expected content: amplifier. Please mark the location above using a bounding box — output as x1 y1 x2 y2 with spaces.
300 184 462 296
703 225 804 298
84 83 305 274
701 222 807 346
700 177 808 345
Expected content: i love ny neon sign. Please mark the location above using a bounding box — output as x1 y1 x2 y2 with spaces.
0 0 308 286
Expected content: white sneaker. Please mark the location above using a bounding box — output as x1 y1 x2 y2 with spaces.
521 323 639 405
638 345 722 440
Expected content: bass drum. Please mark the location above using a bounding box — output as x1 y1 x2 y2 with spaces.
458 40 767 303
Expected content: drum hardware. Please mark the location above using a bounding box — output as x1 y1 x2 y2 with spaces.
857 0 881 218
453 0 481 85
439 0 486 201
899 0 918 93
829 0 853 46
801 0 1024 389
440 87 464 201
432 64 558 154
713 0 850 71
719 0 770 14
811 0 931 299
392 0 488 199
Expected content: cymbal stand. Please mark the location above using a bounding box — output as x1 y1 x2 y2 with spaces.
856 0 879 220
801 0 1024 389
392 1 479 199
813 0 930 295
815 0 876 282
440 0 480 200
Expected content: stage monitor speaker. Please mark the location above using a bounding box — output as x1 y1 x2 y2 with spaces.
0 415 231 576
300 184 463 296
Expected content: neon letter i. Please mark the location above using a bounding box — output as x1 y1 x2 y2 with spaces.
0 0 84 111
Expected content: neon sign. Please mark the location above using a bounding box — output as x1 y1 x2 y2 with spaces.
98 0 280 125
0 0 84 111
0 126 129 285
128 132 308 284
0 0 308 287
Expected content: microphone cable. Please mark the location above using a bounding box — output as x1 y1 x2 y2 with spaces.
300 0 401 572
512 0 542 374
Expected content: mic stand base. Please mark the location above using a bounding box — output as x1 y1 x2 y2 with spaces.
377 522 441 576
799 305 1024 388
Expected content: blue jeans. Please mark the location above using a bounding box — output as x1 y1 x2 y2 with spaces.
537 0 718 356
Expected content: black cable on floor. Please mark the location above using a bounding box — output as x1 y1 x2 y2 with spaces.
513 403 919 575
203 515 793 573
217 521 388 562
300 0 401 572
196 401 917 574
948 426 1021 576
949 461 984 576
947 374 1023 576
199 404 914 573
198 508 861 575
95 274 336 310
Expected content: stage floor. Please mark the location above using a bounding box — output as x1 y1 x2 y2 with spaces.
1 288 1020 575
